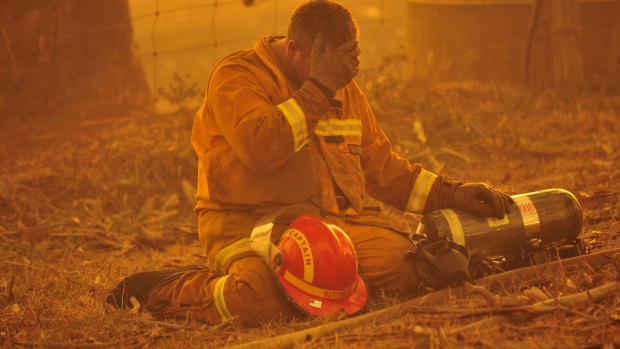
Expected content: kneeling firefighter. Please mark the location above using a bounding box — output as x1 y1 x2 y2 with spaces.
107 206 477 324
107 0 519 326
106 211 371 322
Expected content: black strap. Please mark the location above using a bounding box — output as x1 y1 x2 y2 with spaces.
410 238 473 291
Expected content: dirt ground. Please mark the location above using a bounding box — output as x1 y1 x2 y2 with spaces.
0 79 618 348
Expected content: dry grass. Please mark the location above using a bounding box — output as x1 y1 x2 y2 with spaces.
0 77 618 348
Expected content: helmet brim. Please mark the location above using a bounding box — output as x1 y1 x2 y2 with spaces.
276 271 368 317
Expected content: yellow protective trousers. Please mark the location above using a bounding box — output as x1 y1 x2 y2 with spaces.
144 210 420 327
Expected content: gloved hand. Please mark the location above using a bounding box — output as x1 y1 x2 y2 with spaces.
309 32 360 96
452 183 513 218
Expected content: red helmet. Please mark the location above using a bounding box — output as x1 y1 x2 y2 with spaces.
272 214 368 316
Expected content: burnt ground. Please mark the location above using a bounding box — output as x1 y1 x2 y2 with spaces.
0 80 618 348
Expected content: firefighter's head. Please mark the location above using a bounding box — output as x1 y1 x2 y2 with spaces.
285 0 359 86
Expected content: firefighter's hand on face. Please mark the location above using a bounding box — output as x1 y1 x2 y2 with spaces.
452 183 513 218
309 32 360 96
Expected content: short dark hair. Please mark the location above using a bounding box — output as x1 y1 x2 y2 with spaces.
288 0 359 57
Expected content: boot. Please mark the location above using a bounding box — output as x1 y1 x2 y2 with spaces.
106 265 203 309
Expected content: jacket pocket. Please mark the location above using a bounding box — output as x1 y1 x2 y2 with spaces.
206 146 319 205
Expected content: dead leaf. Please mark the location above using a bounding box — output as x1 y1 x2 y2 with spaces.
410 147 444 173
87 337 103 344
163 193 180 209
111 240 136 257
523 287 550 302
18 227 50 244
413 120 427 144
413 325 430 335
129 296 141 314
583 273 593 285
175 225 197 234
46 266 64 280
437 147 473 163
585 215 620 224
134 228 176 249
182 179 196 204
141 209 178 225
576 191 618 209
82 198 103 215
139 196 159 220
14 330 27 343
77 295 95 307
149 325 163 338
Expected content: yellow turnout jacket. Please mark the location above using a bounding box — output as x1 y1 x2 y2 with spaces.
191 36 459 218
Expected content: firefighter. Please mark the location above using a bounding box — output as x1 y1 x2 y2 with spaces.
107 0 512 326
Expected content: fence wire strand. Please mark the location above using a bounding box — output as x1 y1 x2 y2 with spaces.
151 0 160 100
38 0 610 100
131 0 248 99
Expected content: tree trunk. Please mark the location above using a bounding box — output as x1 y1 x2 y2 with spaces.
525 0 583 91
0 0 152 121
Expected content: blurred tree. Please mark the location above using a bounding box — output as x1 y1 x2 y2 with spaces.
525 0 583 90
0 0 152 121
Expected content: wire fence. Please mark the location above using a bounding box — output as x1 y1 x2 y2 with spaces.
4 0 609 109
126 0 405 107
127 0 619 110
133 0 283 101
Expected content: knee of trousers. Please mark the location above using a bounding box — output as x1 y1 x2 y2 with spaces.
219 256 299 326
347 225 421 295
144 257 299 326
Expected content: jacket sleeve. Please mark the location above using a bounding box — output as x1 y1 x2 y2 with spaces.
356 86 460 214
208 63 330 173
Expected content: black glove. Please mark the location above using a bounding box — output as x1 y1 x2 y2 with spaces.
452 182 513 218
309 32 360 96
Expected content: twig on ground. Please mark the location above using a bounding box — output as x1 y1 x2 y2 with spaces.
209 315 239 331
8 275 14 301
466 339 501 349
479 247 620 292
554 305 596 320
447 282 619 335
555 247 568 281
228 250 620 348
576 320 616 333
501 323 575 332
464 282 498 307
137 319 199 331
13 336 141 348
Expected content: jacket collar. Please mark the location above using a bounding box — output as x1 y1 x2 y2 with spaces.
253 36 293 94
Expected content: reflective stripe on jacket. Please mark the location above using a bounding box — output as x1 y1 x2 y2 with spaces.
191 35 459 216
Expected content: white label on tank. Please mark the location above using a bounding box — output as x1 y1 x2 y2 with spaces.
440 209 465 246
513 195 541 237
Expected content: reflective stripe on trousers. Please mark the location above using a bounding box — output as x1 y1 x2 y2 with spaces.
213 275 233 322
